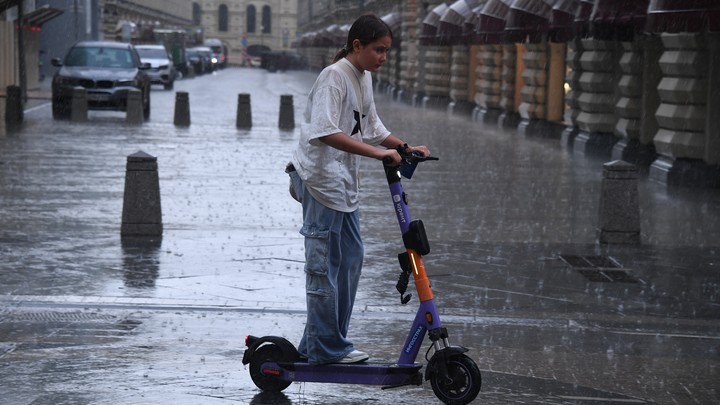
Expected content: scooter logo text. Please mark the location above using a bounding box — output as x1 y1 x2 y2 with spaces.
393 194 406 224
405 325 424 354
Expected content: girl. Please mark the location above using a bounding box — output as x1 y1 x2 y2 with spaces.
288 14 430 365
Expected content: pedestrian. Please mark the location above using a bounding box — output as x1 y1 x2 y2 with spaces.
286 13 430 365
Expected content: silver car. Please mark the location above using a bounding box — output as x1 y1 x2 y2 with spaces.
135 44 176 90
51 41 152 120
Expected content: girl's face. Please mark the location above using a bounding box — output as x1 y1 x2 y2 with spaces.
351 35 392 72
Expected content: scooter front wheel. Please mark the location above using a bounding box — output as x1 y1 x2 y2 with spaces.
429 354 481 405
248 344 292 392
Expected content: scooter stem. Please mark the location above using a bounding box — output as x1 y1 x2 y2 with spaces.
406 249 434 302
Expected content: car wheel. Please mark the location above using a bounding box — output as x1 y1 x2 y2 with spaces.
52 96 70 120
164 80 174 90
143 87 151 120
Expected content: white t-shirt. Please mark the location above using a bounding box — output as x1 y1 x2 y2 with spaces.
292 58 391 212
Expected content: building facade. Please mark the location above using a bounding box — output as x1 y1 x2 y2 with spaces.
193 0 298 65
293 0 720 188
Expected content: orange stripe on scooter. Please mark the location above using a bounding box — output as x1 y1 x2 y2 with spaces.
408 250 434 302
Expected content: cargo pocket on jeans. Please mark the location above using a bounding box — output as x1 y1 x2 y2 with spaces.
300 225 330 276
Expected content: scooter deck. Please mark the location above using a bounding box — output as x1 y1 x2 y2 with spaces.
265 361 424 387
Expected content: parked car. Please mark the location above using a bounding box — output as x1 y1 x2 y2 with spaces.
204 38 228 69
187 46 214 73
261 51 307 71
184 48 204 75
51 41 151 120
135 44 176 89
246 44 271 67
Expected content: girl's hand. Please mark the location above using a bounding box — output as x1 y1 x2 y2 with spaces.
407 145 430 157
379 148 402 165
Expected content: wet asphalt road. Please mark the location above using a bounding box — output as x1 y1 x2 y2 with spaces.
1 67 719 404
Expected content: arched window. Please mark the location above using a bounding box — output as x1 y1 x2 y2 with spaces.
192 3 201 26
218 4 229 32
261 5 271 33
246 5 256 33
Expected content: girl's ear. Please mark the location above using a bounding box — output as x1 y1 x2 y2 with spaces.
351 39 362 52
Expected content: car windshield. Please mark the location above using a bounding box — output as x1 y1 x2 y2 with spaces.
65 46 135 68
136 48 168 59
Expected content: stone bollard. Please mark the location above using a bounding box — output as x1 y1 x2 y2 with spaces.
278 94 295 129
236 93 252 128
121 151 163 237
5 85 23 131
598 160 640 244
174 91 190 127
126 89 144 125
70 87 88 122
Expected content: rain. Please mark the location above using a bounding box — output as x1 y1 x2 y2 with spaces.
1 1 720 404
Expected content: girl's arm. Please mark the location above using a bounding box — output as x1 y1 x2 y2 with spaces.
320 132 401 163
320 133 430 164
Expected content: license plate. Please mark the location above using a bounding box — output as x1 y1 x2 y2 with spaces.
87 93 110 102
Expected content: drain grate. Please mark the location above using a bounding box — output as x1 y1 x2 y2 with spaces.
560 254 638 284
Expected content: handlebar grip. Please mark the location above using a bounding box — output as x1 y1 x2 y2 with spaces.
382 156 394 165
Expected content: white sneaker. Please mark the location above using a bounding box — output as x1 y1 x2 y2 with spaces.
336 350 369 364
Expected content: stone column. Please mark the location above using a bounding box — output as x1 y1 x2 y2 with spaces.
650 33 720 187
422 45 452 109
398 0 418 103
612 35 661 165
517 42 548 134
573 39 620 157
474 44 503 123
448 44 472 115
498 43 520 127
562 38 583 145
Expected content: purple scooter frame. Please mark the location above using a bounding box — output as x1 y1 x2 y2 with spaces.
243 147 481 404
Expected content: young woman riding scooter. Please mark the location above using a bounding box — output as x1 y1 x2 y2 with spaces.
286 14 430 365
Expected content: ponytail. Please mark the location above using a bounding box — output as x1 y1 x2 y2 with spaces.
333 47 348 63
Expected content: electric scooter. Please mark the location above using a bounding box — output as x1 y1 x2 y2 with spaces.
243 145 481 404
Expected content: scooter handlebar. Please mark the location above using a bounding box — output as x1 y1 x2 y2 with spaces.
382 144 439 166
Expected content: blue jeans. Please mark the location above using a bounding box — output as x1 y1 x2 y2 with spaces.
289 171 364 365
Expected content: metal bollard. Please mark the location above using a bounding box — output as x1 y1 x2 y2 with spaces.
5 85 23 131
597 160 641 244
236 93 252 128
126 89 143 125
278 94 294 129
174 91 190 127
121 151 163 237
70 87 88 122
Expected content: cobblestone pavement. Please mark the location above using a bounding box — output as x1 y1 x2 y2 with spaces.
1 67 719 404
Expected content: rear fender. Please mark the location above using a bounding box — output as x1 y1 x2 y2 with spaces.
242 335 298 365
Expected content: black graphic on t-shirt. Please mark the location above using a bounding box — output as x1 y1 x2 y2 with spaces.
352 110 366 135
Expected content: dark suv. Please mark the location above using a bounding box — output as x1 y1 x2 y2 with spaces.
51 41 151 120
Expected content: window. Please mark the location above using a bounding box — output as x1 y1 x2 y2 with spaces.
192 3 201 26
262 6 271 33
219 4 229 32
247 5 256 33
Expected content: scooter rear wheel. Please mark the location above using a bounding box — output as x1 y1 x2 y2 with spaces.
430 354 481 405
249 344 292 392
